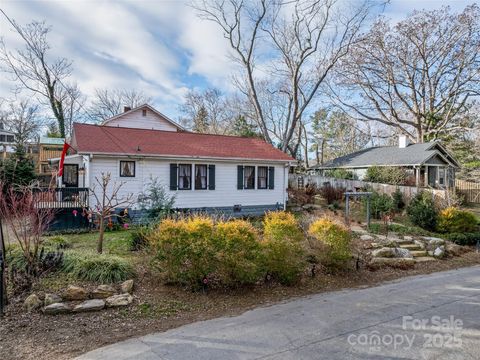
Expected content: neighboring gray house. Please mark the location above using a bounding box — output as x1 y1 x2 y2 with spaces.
310 136 460 189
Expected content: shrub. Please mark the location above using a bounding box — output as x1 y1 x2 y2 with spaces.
287 183 318 206
445 232 480 246
392 188 405 211
62 252 134 283
149 216 216 288
364 166 407 185
262 211 304 285
437 207 478 233
128 226 151 251
214 220 262 287
324 169 356 180
138 176 176 223
319 185 345 205
366 192 395 219
44 236 71 250
406 192 438 231
308 218 352 268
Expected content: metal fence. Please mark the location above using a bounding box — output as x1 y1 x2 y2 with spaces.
455 180 480 204
289 174 447 200
33 187 89 209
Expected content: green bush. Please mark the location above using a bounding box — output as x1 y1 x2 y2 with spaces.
406 192 438 231
392 188 405 211
262 212 305 285
366 192 395 219
445 232 480 246
214 220 262 287
44 236 71 250
62 252 135 283
437 207 478 233
364 166 407 185
128 226 151 251
149 216 217 288
308 218 352 268
324 169 357 180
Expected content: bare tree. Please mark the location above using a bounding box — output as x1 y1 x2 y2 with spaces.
90 172 134 253
179 88 235 134
193 0 376 156
0 20 79 138
332 5 480 143
89 89 152 122
0 99 43 148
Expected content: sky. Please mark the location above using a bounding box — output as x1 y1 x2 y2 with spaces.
0 0 476 121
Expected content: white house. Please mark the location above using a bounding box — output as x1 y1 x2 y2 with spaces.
56 104 295 218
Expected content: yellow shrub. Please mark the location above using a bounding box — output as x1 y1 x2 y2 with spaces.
214 220 262 286
262 211 305 285
437 207 478 233
308 218 352 267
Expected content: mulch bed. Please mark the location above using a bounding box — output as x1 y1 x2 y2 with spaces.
1 251 479 360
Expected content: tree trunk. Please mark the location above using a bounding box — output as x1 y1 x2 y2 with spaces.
97 216 104 254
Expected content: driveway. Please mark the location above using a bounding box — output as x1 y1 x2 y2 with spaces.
77 266 480 360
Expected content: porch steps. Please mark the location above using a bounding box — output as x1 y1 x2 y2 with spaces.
414 256 437 263
399 243 422 251
409 250 427 257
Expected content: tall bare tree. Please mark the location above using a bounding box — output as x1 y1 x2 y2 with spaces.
0 99 44 148
89 88 152 122
0 20 78 138
332 5 480 143
193 0 376 156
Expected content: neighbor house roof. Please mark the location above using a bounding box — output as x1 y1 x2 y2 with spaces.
71 123 294 162
311 142 460 169
40 137 65 145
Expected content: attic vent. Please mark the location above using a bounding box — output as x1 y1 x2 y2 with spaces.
142 109 147 117
124 106 131 112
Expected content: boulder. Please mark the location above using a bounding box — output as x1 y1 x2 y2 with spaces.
372 247 396 258
414 240 426 249
63 285 88 301
393 248 413 259
403 236 413 241
360 234 375 241
368 257 415 269
433 246 446 258
24 294 42 312
120 279 134 294
43 302 71 315
422 237 445 246
445 242 469 256
105 294 133 307
44 293 62 306
91 285 116 299
73 299 105 312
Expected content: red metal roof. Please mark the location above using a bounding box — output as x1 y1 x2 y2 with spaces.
72 123 294 162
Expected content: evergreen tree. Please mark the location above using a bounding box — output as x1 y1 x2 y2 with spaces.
232 115 258 137
0 145 36 189
193 106 209 133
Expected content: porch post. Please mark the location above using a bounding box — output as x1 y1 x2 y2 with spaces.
424 166 429 187
83 155 90 188
415 166 420 188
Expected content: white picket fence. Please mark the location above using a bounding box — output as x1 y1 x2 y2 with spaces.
288 174 447 200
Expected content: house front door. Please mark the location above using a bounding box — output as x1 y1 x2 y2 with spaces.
428 167 437 187
63 164 79 187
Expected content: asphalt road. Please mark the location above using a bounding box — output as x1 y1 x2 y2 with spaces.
77 266 480 360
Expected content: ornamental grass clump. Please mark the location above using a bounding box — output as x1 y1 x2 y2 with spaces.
214 220 262 287
437 207 478 233
308 218 352 269
262 211 305 285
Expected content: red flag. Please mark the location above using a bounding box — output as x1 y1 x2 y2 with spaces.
58 142 71 177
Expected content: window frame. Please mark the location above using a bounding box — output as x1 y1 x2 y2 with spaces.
257 166 268 189
119 160 136 178
243 166 255 189
194 164 208 190
142 109 147 117
178 164 192 190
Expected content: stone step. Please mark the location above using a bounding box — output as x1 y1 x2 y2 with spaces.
415 256 437 263
399 244 422 250
410 250 427 257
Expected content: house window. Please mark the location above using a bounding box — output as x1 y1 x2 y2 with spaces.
439 168 445 186
178 164 192 190
40 163 51 174
258 166 268 189
142 109 147 117
244 166 255 189
6 135 14 142
195 164 208 190
0 135 4 142
120 161 135 177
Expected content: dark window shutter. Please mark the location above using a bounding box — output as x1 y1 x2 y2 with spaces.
237 165 244 190
268 166 275 189
170 164 178 190
208 165 215 190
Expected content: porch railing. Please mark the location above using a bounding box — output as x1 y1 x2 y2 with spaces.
33 187 89 209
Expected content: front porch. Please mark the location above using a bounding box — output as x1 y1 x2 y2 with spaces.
414 165 455 189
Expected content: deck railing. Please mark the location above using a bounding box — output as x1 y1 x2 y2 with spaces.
33 187 89 209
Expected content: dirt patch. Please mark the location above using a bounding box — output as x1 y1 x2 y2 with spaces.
1 251 479 360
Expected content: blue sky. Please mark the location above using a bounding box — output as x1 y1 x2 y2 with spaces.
0 0 476 120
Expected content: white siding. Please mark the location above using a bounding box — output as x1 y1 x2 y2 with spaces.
88 156 288 209
105 108 179 131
